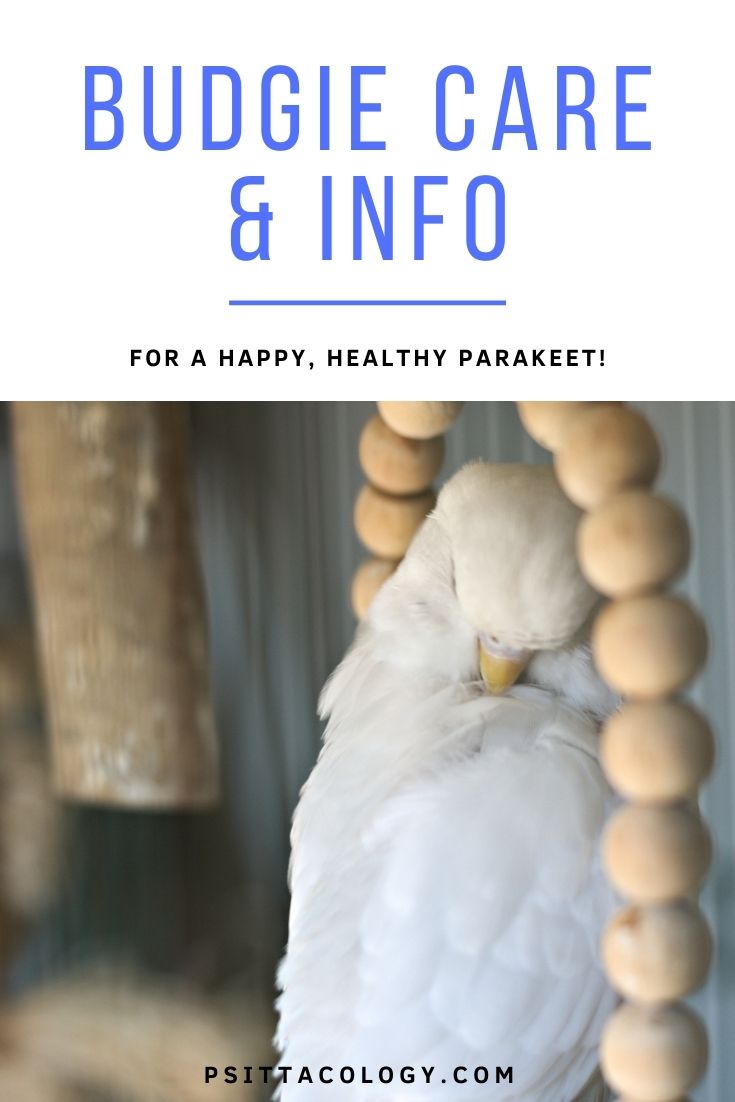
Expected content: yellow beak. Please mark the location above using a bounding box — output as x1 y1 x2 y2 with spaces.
479 638 531 695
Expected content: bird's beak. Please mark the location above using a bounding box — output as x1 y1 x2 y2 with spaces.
479 635 531 695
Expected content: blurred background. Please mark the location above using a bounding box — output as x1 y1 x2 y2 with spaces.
0 402 732 1101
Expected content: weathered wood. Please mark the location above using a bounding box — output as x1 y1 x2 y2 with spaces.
12 403 219 809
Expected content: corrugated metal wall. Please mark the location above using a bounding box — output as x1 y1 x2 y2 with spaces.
643 403 735 1102
1 403 732 1100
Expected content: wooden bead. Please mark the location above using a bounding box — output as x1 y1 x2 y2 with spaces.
359 415 445 494
351 558 399 619
578 491 690 598
593 595 707 699
601 1002 707 1101
555 406 661 510
377 402 463 440
601 702 714 802
603 901 712 1004
516 402 601 451
603 804 711 904
354 484 435 558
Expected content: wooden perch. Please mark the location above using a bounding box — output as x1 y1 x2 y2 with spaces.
12 403 219 809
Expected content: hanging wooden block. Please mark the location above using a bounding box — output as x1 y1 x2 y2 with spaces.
12 402 219 810
354 484 436 559
359 414 445 495
602 900 712 1005
601 701 714 803
603 804 711 904
555 406 661 510
351 558 399 620
601 1002 707 1102
516 401 602 452
578 491 690 598
593 594 707 699
377 401 464 440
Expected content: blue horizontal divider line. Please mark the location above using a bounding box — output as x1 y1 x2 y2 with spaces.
228 299 507 306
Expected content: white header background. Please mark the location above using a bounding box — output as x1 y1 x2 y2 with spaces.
2 0 731 399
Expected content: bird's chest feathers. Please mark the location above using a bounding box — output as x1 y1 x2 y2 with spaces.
294 681 535 888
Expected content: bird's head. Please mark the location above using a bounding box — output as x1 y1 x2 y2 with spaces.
430 461 599 696
328 461 616 728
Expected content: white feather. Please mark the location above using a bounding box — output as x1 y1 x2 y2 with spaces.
277 469 619 1102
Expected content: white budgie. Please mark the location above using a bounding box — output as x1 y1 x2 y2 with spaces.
277 462 619 1101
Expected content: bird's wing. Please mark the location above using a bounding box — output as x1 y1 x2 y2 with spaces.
350 696 617 1102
